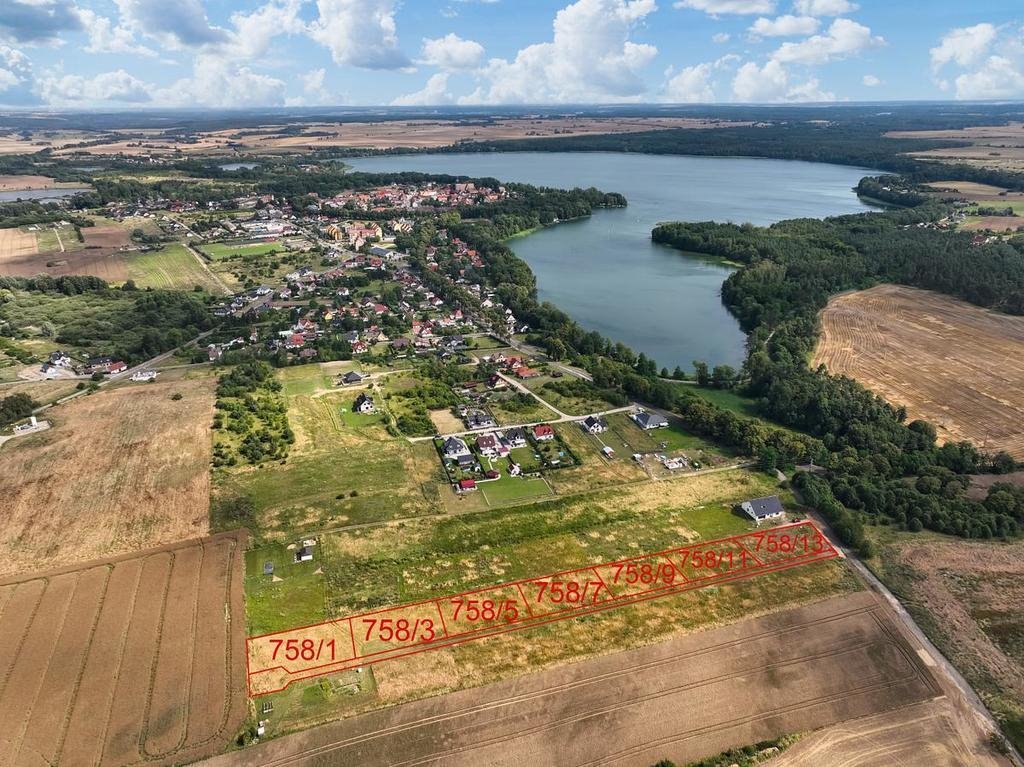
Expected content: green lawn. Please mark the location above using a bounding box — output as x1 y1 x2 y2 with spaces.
245 543 327 635
126 243 225 292
605 412 734 458
479 474 552 505
683 385 762 419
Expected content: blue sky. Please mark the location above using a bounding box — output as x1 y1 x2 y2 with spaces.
0 0 1022 108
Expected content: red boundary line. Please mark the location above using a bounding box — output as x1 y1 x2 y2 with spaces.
247 522 837 695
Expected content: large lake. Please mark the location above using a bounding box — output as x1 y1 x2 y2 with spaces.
347 152 879 369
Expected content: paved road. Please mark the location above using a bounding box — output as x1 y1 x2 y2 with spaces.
25 329 215 416
405 405 635 443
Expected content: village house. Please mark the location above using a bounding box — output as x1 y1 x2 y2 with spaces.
354 392 376 414
739 496 786 525
341 371 366 385
85 356 127 375
533 424 556 442
582 415 608 434
503 427 527 448
633 410 669 430
443 436 471 459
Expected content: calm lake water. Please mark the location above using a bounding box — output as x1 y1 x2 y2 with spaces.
347 152 879 369
0 187 91 202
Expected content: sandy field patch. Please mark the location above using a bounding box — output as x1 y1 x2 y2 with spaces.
428 408 463 434
0 228 38 263
82 223 131 250
962 215 1024 232
0 531 248 767
0 175 62 191
198 592 950 767
0 379 215 577
813 284 1024 458
886 123 1024 172
886 122 1024 141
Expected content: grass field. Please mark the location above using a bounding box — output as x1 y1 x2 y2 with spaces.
814 284 1024 458
0 378 215 577
215 365 439 540
127 243 227 292
682 385 762 418
523 375 622 416
245 467 856 737
200 240 285 261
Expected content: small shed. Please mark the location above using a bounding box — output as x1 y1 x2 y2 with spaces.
295 546 314 563
262 561 274 576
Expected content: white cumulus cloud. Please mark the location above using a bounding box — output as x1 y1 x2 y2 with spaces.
930 23 1024 100
309 0 410 70
954 56 1024 99
930 23 997 72
115 0 227 48
862 73 880 86
665 62 715 101
732 59 833 101
39 69 153 104
420 33 484 70
772 18 883 64
392 72 453 105
156 55 286 106
749 15 819 38
75 8 155 56
792 0 857 16
467 0 659 104
674 0 775 14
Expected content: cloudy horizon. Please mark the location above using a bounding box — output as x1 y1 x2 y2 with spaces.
0 0 1021 110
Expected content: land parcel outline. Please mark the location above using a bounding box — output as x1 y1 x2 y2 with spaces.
248 521 839 695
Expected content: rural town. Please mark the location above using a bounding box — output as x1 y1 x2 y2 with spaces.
1 2 1024 766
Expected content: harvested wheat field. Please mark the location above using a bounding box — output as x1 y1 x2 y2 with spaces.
198 591 943 767
0 228 38 263
0 379 215 577
0 531 248 767
814 284 1024 458
766 698 998 767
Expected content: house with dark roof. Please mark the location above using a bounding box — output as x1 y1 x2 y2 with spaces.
443 436 471 459
503 427 527 448
581 415 608 434
739 496 786 525
632 410 669 430
354 392 375 414
342 370 366 384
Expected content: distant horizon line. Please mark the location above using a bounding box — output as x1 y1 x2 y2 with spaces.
2 99 1024 117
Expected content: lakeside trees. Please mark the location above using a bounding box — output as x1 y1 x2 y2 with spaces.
652 208 1024 542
